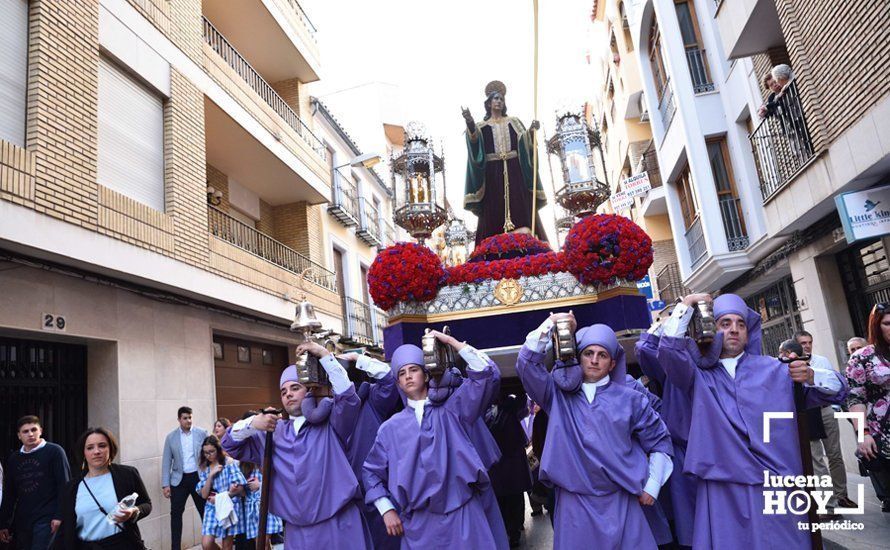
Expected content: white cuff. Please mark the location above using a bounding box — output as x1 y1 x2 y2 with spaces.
806 367 842 395
374 497 395 516
524 319 554 354
320 354 352 394
356 355 390 380
662 304 693 338
230 416 260 441
644 451 673 499
459 345 490 372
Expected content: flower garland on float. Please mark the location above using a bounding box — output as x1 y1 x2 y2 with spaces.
367 214 653 310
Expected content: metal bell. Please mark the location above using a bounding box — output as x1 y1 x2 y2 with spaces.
290 299 323 333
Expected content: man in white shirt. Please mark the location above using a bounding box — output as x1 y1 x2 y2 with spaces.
161 406 207 550
795 330 856 511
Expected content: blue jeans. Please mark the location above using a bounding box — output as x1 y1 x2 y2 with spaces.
16 519 52 550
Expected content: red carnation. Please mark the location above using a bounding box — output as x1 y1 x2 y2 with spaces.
369 243 445 311
563 214 653 285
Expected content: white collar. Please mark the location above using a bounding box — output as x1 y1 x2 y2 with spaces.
21 439 47 454
407 398 429 426
581 377 611 403
719 352 745 379
179 428 192 436
291 415 306 434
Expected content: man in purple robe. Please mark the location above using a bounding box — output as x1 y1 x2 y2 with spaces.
636 323 696 547
362 331 501 549
516 313 674 549
222 341 372 550
340 352 401 550
656 293 847 549
429 366 510 550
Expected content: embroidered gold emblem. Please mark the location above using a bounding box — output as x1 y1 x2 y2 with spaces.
494 278 523 306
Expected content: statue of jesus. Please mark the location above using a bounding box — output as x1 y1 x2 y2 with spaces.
462 80 548 246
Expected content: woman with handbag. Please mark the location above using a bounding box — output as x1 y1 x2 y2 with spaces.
57 427 151 549
845 303 890 512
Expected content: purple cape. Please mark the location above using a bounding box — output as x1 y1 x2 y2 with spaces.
348 375 401 550
221 386 372 550
516 342 672 549
362 361 500 548
635 331 696 546
656 293 848 549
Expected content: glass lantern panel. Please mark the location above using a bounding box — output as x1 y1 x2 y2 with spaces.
565 141 591 184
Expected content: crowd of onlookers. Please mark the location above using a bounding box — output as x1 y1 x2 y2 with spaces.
0 408 284 550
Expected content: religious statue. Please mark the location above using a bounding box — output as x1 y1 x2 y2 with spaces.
462 80 548 246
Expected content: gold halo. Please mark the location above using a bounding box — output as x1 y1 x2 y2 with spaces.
484 80 507 98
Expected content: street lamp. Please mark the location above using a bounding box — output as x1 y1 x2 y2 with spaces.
334 152 382 171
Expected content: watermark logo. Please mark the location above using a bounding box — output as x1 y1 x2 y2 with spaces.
761 410 868 531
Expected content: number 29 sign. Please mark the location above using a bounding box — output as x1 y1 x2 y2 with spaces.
41 313 67 332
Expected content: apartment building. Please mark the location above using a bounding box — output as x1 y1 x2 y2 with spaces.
0 1 342 547
591 0 680 310
312 98 396 353
710 0 890 370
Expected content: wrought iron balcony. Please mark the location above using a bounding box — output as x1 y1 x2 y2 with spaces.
380 221 396 248
207 205 337 292
635 142 662 188
658 78 676 129
685 47 715 94
328 176 358 227
343 297 375 346
686 217 707 269
372 306 387 348
357 197 383 247
656 262 690 305
202 17 326 160
719 197 749 251
749 80 815 202
282 0 317 39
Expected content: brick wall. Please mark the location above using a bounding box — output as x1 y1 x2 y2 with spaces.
774 0 890 152
1 0 337 316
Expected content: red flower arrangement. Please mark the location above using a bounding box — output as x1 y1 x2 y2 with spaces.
368 243 446 310
447 251 567 285
469 233 552 262
563 214 653 285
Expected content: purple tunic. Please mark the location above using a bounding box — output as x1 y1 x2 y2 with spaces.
221 386 372 550
348 376 401 550
636 332 696 546
656 332 847 549
362 365 500 549
516 346 673 549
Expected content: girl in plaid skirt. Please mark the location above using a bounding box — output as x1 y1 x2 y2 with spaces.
197 435 247 550
234 462 284 549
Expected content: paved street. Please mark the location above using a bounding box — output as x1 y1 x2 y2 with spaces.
513 476 890 549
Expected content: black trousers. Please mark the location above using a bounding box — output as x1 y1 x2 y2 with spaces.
496 493 526 544
170 472 205 549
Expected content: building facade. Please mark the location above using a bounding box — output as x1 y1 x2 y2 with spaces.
0 1 350 547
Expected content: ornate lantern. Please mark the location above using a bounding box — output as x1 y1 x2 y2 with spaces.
443 216 474 266
547 110 609 217
391 122 448 241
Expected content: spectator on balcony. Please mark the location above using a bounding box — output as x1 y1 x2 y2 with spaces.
771 64 794 91
758 71 781 119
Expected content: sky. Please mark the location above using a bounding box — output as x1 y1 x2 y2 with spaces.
305 0 598 244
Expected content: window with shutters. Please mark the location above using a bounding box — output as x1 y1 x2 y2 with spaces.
675 163 698 230
98 57 165 211
0 0 29 146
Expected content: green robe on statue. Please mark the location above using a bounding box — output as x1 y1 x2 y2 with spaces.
464 116 548 246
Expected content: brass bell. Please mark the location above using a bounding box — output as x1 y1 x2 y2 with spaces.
687 300 716 344
290 298 323 333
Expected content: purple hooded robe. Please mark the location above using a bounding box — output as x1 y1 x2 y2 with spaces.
636 331 696 546
221 364 372 550
656 294 847 549
516 323 673 549
362 344 500 549
348 371 401 550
